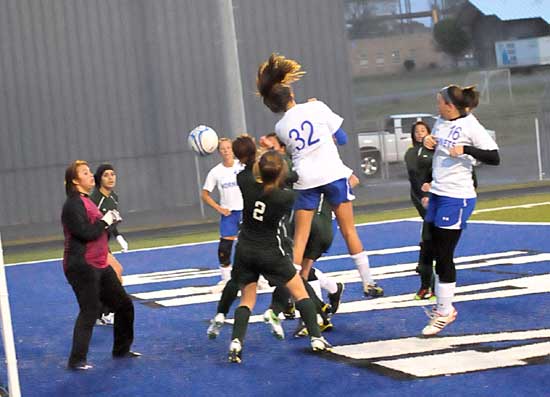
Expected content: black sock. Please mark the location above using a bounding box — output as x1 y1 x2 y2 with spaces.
231 306 251 343
217 279 239 315
302 279 329 323
295 298 321 338
271 286 291 315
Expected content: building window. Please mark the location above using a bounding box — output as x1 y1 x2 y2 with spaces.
391 50 400 63
359 52 368 67
376 51 385 65
409 48 417 60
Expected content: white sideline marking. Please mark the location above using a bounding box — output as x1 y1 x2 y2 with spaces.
331 329 550 377
125 245 423 287
133 251 524 300
377 342 550 377
332 328 550 360
473 201 550 213
123 268 218 286
240 272 550 324
148 251 548 307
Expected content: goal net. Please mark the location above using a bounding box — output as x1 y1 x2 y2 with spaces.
464 68 513 105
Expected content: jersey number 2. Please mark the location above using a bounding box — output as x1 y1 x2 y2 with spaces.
289 120 318 151
253 201 266 221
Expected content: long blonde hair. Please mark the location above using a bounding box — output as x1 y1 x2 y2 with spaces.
256 53 305 113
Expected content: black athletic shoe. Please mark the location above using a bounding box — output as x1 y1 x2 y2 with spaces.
113 351 142 359
67 361 93 371
364 283 384 298
328 282 345 314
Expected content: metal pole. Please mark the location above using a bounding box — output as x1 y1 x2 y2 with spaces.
535 117 544 181
194 156 206 218
218 0 247 138
0 234 21 397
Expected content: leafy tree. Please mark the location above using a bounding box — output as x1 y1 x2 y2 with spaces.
433 18 471 65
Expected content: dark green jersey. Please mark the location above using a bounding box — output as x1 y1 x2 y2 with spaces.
237 165 295 249
90 188 120 237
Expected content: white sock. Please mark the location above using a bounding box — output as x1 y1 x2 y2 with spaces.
308 280 323 301
435 280 456 316
219 265 232 281
314 268 338 294
351 251 374 285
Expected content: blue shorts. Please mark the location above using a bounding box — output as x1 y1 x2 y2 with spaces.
220 210 242 237
294 178 355 210
425 194 476 230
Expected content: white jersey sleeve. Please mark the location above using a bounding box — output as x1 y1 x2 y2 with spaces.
469 117 499 151
202 165 219 192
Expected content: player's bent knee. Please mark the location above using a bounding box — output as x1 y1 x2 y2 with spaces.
218 238 234 266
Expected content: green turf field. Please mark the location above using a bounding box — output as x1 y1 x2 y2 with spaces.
4 193 549 265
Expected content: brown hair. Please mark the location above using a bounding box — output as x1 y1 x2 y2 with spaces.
258 150 287 194
410 121 432 142
232 135 257 167
440 84 480 115
265 132 285 149
256 53 305 113
64 160 89 196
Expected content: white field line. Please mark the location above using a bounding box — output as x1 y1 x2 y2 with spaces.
241 273 550 324
6 201 550 267
150 251 545 307
132 250 525 300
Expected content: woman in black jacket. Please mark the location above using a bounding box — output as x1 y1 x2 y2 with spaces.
404 121 435 300
61 160 140 370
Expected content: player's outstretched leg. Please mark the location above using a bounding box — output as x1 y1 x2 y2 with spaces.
228 305 250 363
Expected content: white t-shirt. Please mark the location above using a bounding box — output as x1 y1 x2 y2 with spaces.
202 160 244 210
275 101 352 190
431 113 499 198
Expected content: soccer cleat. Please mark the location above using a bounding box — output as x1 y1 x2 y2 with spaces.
68 361 93 371
310 336 332 352
228 338 242 363
422 307 458 336
283 301 296 320
319 320 333 333
328 282 345 314
263 309 284 339
293 321 308 338
113 351 142 359
207 313 225 339
364 283 384 298
96 312 114 326
414 288 435 300
293 319 333 338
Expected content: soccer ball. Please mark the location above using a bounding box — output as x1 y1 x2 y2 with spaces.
188 125 219 156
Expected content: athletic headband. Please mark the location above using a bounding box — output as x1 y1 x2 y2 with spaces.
439 85 455 106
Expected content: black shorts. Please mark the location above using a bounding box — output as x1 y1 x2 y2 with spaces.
232 241 296 288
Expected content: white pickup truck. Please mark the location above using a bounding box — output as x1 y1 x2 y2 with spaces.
357 113 496 177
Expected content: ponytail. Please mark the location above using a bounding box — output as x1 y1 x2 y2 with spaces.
258 151 287 194
441 84 480 115
257 53 305 113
